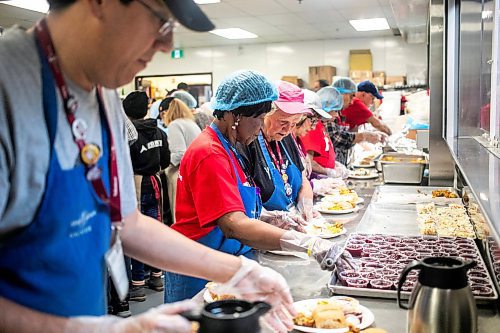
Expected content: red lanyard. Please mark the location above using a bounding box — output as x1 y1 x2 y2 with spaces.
35 19 122 224
291 135 306 159
263 136 285 171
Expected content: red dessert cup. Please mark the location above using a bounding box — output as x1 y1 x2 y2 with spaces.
339 270 360 286
471 285 494 297
370 279 393 290
346 244 363 257
345 278 369 288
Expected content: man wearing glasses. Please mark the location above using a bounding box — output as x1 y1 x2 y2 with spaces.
0 1 295 332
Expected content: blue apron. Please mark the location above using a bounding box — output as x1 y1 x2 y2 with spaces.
257 134 302 211
164 124 261 303
0 42 112 316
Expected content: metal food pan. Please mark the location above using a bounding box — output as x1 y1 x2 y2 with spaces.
356 206 420 236
371 186 462 207
327 233 498 304
375 154 427 184
485 238 500 293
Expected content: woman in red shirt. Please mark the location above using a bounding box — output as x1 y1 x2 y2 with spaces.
166 71 354 305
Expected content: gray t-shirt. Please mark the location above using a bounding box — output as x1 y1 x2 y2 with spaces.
0 27 136 236
167 119 201 166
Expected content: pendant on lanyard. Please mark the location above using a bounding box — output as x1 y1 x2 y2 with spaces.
263 137 292 197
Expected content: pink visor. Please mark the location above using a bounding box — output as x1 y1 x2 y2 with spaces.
274 81 312 115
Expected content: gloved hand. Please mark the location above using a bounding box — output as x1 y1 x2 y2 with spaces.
334 162 350 179
279 230 357 271
326 168 343 179
65 300 196 333
358 132 382 144
213 256 296 333
259 208 307 232
297 197 314 222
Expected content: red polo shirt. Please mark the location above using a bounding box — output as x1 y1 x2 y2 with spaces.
342 97 373 130
172 127 246 240
300 122 336 169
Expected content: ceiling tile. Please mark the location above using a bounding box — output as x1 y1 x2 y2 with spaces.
229 0 289 15
338 7 387 21
196 2 243 19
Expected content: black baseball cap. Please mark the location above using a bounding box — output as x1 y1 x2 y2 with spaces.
165 0 215 32
357 81 384 99
48 0 215 32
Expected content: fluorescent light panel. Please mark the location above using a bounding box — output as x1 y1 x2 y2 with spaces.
3 0 49 13
349 18 390 31
210 28 258 39
194 0 221 4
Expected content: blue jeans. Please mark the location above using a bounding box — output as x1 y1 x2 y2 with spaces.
164 271 207 303
131 193 162 282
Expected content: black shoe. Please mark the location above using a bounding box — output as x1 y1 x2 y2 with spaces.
114 301 132 318
148 275 164 292
129 285 147 302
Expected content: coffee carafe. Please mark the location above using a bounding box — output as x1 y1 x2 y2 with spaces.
397 257 477 333
181 299 271 333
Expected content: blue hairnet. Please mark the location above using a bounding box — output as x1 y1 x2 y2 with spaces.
171 90 197 109
332 77 357 94
317 87 343 111
211 70 278 111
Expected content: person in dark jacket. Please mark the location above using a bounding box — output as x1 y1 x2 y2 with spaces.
122 91 170 302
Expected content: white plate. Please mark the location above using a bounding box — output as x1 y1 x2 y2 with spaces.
317 207 357 215
356 197 365 205
293 297 375 332
352 161 375 168
203 289 215 303
305 225 347 239
348 173 379 180
267 250 310 259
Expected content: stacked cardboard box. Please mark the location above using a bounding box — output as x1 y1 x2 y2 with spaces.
281 76 303 87
349 50 372 71
372 71 386 87
308 66 337 85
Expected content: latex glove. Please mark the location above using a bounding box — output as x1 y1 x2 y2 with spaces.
259 208 307 233
279 230 357 271
297 197 314 222
334 161 350 179
358 132 382 144
326 168 342 179
213 256 296 333
65 300 196 333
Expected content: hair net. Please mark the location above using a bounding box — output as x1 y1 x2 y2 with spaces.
211 70 278 111
332 77 357 94
149 100 162 119
317 87 344 112
171 90 197 109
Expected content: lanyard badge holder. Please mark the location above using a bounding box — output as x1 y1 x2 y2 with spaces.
35 19 128 301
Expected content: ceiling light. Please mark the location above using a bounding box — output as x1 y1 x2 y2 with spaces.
210 28 258 39
349 18 390 32
2 0 49 13
194 0 221 4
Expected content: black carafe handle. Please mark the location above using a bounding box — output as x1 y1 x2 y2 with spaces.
179 309 203 322
397 260 422 310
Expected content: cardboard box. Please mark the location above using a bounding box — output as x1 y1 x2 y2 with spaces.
373 71 386 78
309 66 337 85
281 76 301 86
349 50 372 71
386 76 407 86
372 76 385 87
349 70 372 83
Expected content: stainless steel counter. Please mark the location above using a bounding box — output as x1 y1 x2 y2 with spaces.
257 179 500 332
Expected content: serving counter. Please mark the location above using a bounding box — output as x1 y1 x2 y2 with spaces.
257 178 500 332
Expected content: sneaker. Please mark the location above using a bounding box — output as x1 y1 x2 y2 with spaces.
129 285 147 302
148 275 164 292
114 301 132 318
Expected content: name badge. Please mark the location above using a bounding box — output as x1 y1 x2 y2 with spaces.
105 231 129 301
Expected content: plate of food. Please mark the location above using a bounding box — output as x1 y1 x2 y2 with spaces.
348 169 379 180
203 282 237 303
293 297 375 332
320 191 362 206
305 220 346 239
352 160 375 168
316 201 357 215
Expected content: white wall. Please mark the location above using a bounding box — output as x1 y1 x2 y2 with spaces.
122 36 426 94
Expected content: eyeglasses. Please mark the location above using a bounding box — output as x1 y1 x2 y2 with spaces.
136 0 177 37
